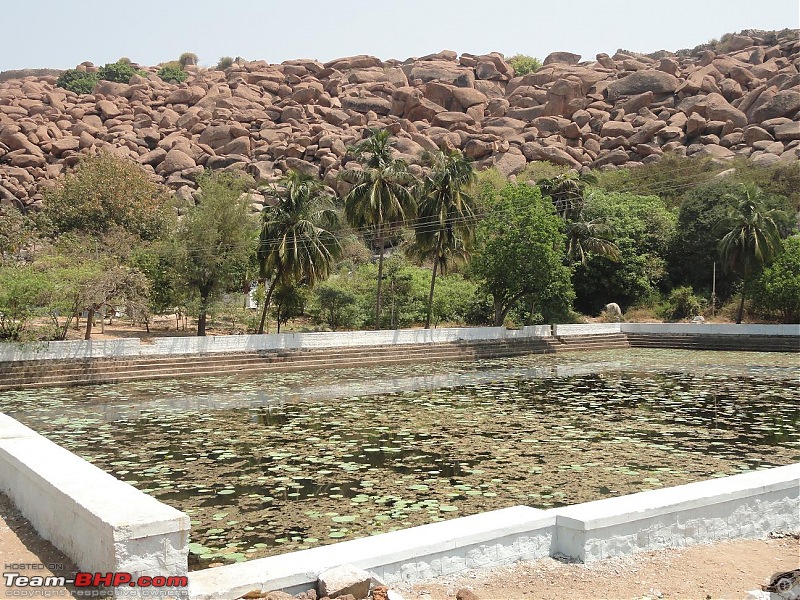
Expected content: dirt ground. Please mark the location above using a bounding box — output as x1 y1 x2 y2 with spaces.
2 492 798 600
394 536 800 599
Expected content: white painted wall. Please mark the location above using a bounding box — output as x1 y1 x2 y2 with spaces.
0 326 553 362
553 463 800 562
554 323 622 336
0 414 190 598
621 323 800 336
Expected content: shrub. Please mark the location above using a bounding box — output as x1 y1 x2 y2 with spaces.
179 52 198 68
97 61 144 83
507 54 542 76
157 64 187 83
750 236 800 323
662 286 704 321
216 56 234 70
55 69 99 95
117 57 132 65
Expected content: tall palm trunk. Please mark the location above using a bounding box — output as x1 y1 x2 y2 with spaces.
425 255 439 329
375 226 384 330
736 285 746 324
257 277 279 334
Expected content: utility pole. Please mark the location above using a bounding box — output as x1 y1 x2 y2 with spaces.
711 261 717 318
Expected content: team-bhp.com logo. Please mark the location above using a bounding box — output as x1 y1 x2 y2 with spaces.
3 570 188 597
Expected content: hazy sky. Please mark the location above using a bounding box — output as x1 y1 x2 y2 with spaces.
1 0 798 71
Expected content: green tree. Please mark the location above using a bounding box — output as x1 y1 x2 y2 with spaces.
43 153 168 240
97 61 144 83
270 282 308 333
413 149 477 329
179 172 257 336
0 265 50 340
573 191 675 314
312 280 360 330
257 171 341 334
718 184 784 324
536 171 597 219
507 54 542 75
470 183 574 326
130 240 185 331
0 206 36 264
55 69 99 94
340 128 417 329
157 64 187 83
750 235 800 323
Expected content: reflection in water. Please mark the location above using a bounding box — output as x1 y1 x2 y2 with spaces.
0 348 797 568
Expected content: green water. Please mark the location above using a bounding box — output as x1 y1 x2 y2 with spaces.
0 348 797 568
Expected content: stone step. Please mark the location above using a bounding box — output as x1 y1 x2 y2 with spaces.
0 346 560 390
0 342 559 381
0 336 640 391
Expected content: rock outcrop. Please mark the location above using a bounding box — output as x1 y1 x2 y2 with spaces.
0 29 797 211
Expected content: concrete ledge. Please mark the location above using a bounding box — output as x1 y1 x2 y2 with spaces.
0 414 190 596
552 464 800 562
188 506 554 599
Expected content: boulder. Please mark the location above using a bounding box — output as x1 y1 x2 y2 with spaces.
752 89 800 122
407 62 475 88
543 51 581 66
317 564 371 600
160 148 196 173
606 71 679 102
340 96 392 115
773 121 800 141
491 149 527 177
600 121 635 137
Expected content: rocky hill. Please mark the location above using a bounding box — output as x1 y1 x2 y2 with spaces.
0 30 798 211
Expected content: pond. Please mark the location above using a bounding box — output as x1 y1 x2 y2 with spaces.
0 348 797 568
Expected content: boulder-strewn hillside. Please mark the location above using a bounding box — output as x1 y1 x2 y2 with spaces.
0 30 798 211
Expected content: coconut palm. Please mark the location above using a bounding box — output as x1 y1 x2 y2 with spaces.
257 170 341 334
564 217 620 265
340 129 417 329
718 184 783 324
412 149 477 329
536 171 597 219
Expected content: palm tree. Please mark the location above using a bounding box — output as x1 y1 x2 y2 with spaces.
257 170 341 334
564 217 620 265
537 172 597 219
340 129 417 329
718 184 783 324
413 149 477 329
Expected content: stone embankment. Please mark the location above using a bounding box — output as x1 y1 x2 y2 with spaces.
0 334 631 390
0 29 797 210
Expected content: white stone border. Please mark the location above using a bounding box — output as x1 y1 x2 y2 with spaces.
2 323 797 363
187 464 800 599
0 414 190 598
0 326 552 362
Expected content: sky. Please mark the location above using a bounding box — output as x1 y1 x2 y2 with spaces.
1 0 798 72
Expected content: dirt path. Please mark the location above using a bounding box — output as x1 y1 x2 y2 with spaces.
1 490 797 599
0 492 79 599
